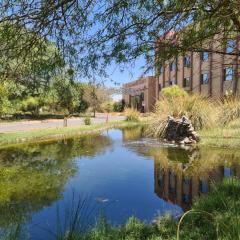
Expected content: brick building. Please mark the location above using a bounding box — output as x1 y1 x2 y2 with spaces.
123 33 240 112
123 76 158 113
156 33 240 98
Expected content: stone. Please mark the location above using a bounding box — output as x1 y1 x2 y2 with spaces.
162 116 200 145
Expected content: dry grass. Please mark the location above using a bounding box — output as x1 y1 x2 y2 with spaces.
146 86 219 138
124 108 140 122
147 86 240 142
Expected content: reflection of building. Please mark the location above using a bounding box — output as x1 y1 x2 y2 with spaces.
123 76 158 112
154 161 240 210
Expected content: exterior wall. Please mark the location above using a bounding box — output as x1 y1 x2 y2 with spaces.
123 76 157 112
156 34 240 99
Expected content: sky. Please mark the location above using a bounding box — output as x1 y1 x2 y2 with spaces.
104 56 154 101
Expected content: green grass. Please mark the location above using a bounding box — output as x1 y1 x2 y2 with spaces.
199 118 240 148
0 121 141 147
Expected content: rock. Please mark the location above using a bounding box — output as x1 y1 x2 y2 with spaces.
162 116 200 145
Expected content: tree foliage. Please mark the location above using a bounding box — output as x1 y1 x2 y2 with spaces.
0 1 239 76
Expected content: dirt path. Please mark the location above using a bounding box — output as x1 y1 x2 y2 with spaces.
0 113 125 132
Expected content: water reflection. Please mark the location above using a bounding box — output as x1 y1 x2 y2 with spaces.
1 127 240 238
0 134 111 228
122 127 240 210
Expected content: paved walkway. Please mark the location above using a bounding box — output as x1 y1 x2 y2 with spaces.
0 113 125 133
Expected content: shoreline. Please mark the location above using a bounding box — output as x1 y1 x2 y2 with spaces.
0 121 141 148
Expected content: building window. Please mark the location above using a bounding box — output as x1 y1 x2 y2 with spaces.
182 194 190 203
201 73 209 85
160 65 164 74
183 77 190 87
199 180 209 193
169 80 176 85
224 167 232 177
159 83 162 91
226 39 235 54
170 61 176 71
183 176 190 185
224 67 234 81
201 52 209 61
184 56 191 67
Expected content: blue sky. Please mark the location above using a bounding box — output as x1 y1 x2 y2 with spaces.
104 58 148 101
104 56 154 101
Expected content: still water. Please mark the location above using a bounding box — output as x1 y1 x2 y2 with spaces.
0 127 240 239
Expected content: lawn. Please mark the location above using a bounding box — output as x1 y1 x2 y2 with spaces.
199 119 240 148
0 121 140 146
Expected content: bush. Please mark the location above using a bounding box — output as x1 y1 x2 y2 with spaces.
221 96 240 125
125 108 140 122
113 100 125 112
146 86 219 138
20 97 41 115
84 115 91 125
100 101 114 113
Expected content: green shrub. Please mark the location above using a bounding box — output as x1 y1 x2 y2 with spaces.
100 101 114 113
113 101 125 112
20 97 41 115
125 108 140 122
84 115 91 125
161 85 188 100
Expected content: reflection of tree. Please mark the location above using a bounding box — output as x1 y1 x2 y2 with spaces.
122 126 143 141
0 134 111 227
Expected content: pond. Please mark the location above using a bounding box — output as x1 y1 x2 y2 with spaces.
0 127 240 239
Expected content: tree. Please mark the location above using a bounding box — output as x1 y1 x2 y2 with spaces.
0 1 239 77
0 22 64 89
83 84 112 117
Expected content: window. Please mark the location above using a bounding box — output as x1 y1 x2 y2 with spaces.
183 77 190 87
170 61 176 71
201 52 209 61
184 56 191 67
160 65 164 74
183 177 190 185
224 167 232 177
199 180 209 193
201 73 209 84
226 39 235 54
224 67 234 81
159 83 162 91
169 80 176 85
182 194 190 203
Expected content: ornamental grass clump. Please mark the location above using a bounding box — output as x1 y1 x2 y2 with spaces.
220 94 240 125
124 108 140 122
146 86 219 138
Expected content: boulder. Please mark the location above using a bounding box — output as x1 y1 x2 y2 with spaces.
163 116 200 145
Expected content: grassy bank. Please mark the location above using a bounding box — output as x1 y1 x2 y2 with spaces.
146 86 240 148
58 178 240 240
199 118 240 148
0 121 141 146
3 178 239 240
